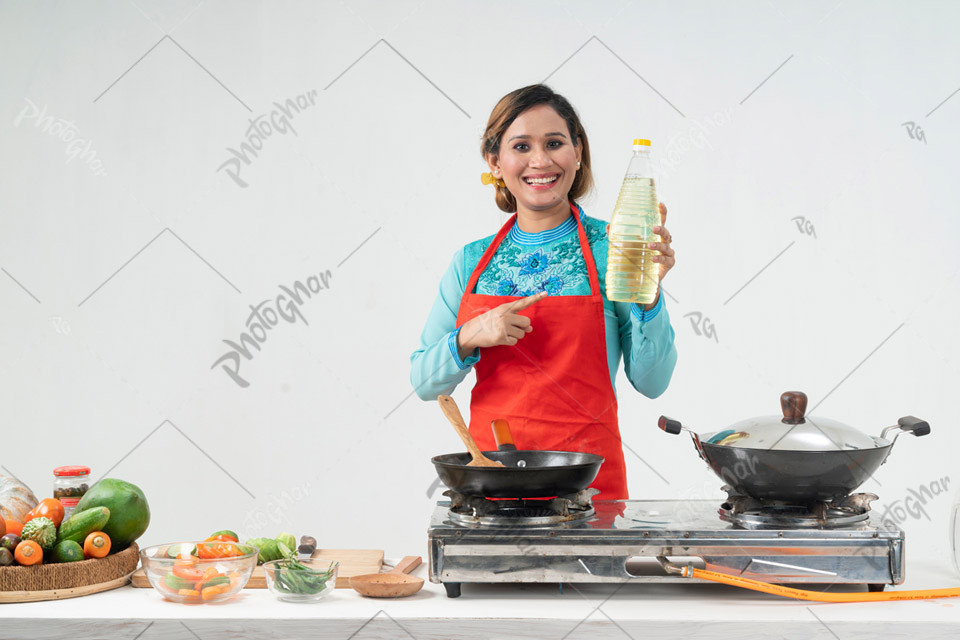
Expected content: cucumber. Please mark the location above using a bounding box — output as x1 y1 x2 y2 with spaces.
52 540 84 563
164 573 195 591
57 507 111 544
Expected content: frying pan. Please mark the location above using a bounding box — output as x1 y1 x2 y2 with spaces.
431 408 604 498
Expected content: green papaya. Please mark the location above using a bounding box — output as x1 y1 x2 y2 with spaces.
74 479 150 550
57 506 110 544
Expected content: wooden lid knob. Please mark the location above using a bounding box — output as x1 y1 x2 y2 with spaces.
780 391 807 425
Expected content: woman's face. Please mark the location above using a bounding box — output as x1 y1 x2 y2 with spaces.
491 104 581 214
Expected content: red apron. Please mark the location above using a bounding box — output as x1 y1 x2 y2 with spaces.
455 202 629 499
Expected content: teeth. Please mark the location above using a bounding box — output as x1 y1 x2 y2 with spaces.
524 175 558 184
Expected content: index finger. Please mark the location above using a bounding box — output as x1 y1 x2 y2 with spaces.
506 291 547 312
659 202 667 225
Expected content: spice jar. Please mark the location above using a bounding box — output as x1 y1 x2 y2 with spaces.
53 466 91 520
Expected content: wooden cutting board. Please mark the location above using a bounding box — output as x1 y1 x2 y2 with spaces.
131 549 383 589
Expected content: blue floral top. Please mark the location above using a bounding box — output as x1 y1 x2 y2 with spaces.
476 216 595 297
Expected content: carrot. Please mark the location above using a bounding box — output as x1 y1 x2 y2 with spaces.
83 532 111 559
14 540 42 566
201 584 231 600
4 519 23 537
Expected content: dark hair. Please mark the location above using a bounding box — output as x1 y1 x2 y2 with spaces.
481 84 593 213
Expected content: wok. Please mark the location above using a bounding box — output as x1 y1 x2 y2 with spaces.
658 391 930 503
431 416 604 498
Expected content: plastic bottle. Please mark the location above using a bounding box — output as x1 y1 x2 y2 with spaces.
606 138 661 304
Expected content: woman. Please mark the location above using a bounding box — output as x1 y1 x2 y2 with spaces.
410 84 677 500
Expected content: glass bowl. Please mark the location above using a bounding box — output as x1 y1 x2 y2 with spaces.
263 558 339 602
140 541 259 604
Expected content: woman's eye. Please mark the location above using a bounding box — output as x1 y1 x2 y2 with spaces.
513 143 528 151
548 140 563 148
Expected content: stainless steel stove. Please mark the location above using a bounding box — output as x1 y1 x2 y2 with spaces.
428 492 904 598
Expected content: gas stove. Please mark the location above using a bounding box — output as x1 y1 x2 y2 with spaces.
428 492 904 598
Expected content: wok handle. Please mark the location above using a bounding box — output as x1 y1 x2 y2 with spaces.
881 416 931 442
897 416 930 436
658 416 683 435
491 419 517 451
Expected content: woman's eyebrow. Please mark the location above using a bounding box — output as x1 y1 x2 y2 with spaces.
507 132 568 142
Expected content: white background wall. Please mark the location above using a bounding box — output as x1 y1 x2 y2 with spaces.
1 0 958 576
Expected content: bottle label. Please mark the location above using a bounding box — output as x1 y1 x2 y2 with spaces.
59 497 80 508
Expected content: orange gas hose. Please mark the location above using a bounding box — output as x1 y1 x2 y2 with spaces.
684 566 960 602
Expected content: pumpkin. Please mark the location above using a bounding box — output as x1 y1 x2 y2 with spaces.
0 474 39 523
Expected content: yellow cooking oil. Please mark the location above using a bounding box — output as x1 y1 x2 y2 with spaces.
606 139 661 304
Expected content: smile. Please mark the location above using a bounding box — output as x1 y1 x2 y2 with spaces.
522 174 560 185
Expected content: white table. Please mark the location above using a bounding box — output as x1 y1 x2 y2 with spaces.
3 557 960 640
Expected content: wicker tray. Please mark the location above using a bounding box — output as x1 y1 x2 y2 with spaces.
0 543 139 602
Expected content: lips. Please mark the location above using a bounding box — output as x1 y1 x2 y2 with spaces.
522 173 560 186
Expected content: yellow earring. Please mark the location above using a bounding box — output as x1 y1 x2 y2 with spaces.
481 172 506 188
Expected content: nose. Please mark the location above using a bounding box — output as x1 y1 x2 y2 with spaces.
529 144 552 167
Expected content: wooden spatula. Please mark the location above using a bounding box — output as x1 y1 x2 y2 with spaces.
438 395 505 467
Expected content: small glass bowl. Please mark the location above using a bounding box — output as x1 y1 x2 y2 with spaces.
140 541 259 604
263 558 339 602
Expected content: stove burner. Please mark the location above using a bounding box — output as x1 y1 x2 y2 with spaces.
718 487 878 530
445 488 597 527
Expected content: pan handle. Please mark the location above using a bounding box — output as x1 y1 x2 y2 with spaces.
658 416 707 461
658 416 683 435
881 416 931 443
492 419 517 451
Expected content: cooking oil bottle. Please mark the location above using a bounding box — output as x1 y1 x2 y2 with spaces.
606 138 661 304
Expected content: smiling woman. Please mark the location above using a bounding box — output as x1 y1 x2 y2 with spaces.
410 84 679 500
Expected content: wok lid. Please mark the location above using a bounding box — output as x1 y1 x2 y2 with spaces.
703 391 882 451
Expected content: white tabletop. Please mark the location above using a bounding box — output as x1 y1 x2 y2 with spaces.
2 556 960 640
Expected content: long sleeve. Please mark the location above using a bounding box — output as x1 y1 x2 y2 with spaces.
615 295 678 398
409 249 480 400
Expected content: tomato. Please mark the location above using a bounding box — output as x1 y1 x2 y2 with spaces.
172 564 204 581
24 498 65 528
204 534 237 544
197 541 243 559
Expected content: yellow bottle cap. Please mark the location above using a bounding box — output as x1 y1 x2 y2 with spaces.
633 138 651 146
